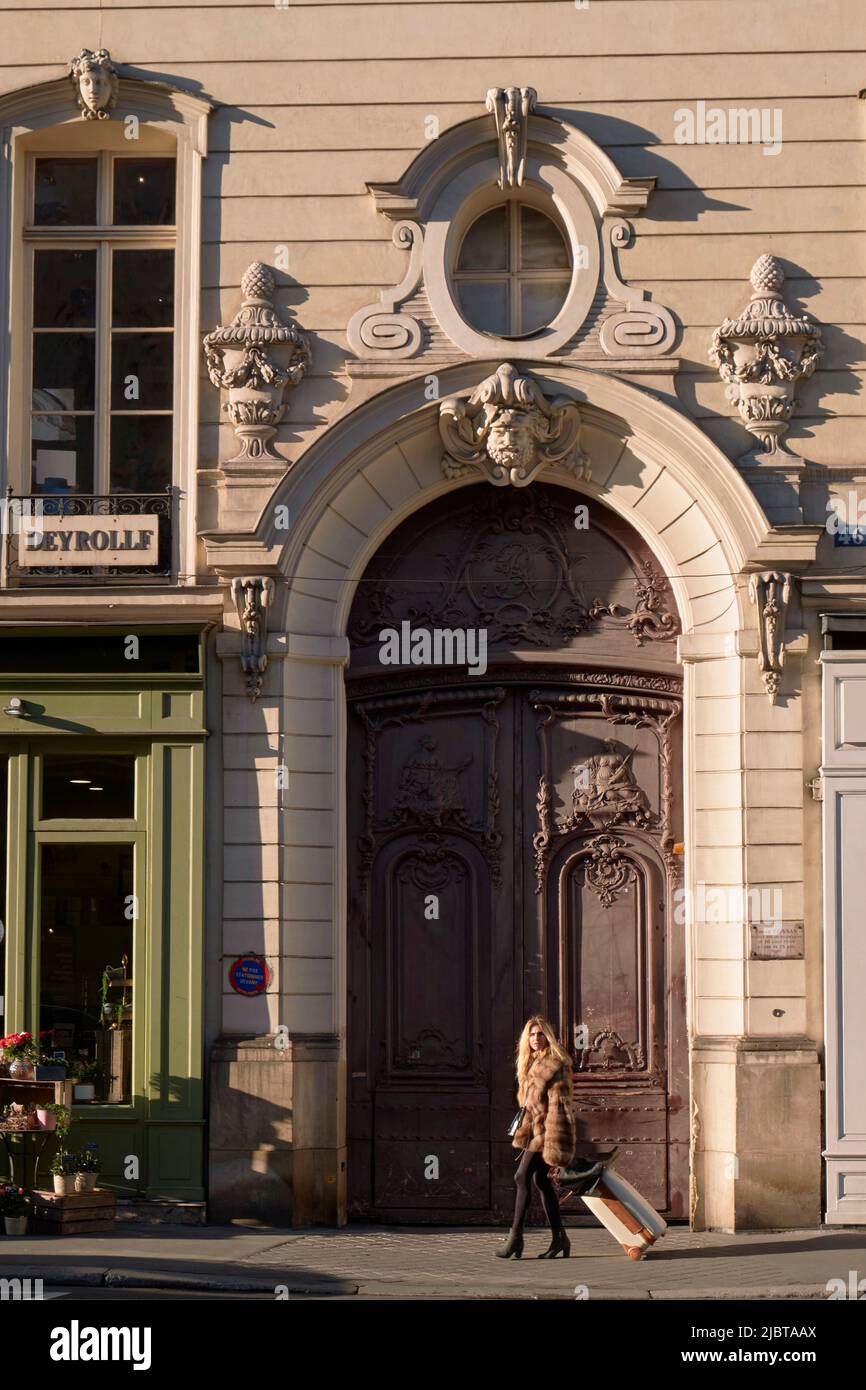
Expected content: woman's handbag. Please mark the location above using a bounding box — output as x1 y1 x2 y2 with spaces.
554 1148 620 1198
507 1106 527 1137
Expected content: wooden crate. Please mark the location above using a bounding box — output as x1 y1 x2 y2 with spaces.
31 1187 117 1235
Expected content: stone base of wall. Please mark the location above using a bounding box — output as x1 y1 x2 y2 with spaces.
692 1036 822 1231
207 1033 346 1227
115 1200 206 1226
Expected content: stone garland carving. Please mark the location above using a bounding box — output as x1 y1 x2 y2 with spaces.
231 575 274 702
709 254 823 459
204 263 312 463
69 48 119 120
748 570 793 705
599 220 677 357
357 688 506 888
485 86 537 189
438 363 589 488
346 221 425 359
531 690 679 891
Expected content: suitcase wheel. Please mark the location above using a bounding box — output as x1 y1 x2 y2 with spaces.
626 1246 644 1261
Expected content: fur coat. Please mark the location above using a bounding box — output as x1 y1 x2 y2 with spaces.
512 1049 576 1168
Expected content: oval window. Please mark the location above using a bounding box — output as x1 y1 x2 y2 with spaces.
453 202 572 338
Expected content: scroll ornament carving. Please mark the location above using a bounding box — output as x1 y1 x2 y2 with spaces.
591 560 678 646
204 263 312 463
69 48 119 119
346 221 425 360
748 570 792 705
599 220 677 357
583 833 636 909
709 254 823 458
231 575 274 702
439 363 589 487
486 86 537 189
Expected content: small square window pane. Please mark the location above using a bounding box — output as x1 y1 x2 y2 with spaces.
112 250 174 327
113 158 176 225
34 158 98 226
42 754 136 819
110 415 172 493
31 415 94 493
456 280 510 336
520 279 568 334
33 334 95 412
457 207 508 272
520 207 570 270
111 333 173 410
34 250 96 328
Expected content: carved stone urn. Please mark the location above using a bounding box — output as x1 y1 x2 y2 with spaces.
203 262 312 464
709 254 823 461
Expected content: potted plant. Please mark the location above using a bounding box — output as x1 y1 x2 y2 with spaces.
70 1060 101 1102
74 1144 101 1193
0 1032 39 1080
49 1151 78 1196
36 1100 71 1133
0 1184 31 1236
35 1032 66 1081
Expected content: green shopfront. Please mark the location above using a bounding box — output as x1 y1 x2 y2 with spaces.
0 626 206 1202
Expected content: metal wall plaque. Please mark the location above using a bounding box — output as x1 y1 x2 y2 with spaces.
749 921 805 959
19 515 159 567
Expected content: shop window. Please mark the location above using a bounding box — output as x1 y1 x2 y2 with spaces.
42 753 136 819
452 201 572 338
29 154 175 497
39 843 133 1105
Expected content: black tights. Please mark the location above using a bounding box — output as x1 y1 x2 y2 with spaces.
511 1149 563 1232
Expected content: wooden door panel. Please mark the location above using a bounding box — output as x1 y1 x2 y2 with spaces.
347 483 686 1223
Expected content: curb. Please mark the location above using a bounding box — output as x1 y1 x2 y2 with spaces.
4 1265 358 1296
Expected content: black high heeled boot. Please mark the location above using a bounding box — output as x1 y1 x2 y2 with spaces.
537 1227 570 1258
495 1227 525 1259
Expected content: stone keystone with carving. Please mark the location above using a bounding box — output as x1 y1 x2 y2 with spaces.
438 363 589 488
203 263 312 465
709 254 823 461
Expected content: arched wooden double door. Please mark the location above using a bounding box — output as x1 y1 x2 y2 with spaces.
346 483 687 1223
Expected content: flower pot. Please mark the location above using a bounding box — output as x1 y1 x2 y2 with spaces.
73 1082 95 1102
3 1216 28 1236
36 1109 56 1131
35 1064 67 1082
74 1172 97 1193
8 1059 34 1080
52 1175 75 1196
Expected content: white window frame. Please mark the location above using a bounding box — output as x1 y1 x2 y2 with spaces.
25 146 176 497
0 75 210 583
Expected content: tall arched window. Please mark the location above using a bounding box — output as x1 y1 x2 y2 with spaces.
453 201 572 338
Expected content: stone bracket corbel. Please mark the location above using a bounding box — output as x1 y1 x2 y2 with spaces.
231 575 274 702
748 570 793 705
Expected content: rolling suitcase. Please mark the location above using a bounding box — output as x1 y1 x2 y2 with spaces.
581 1167 667 1260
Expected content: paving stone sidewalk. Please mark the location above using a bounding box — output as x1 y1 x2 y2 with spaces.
5 1223 866 1299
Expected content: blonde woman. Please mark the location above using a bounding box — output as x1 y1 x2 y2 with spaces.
495 1016 576 1259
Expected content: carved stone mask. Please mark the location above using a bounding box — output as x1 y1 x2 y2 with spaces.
439 362 588 487
69 48 119 119
485 412 541 472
